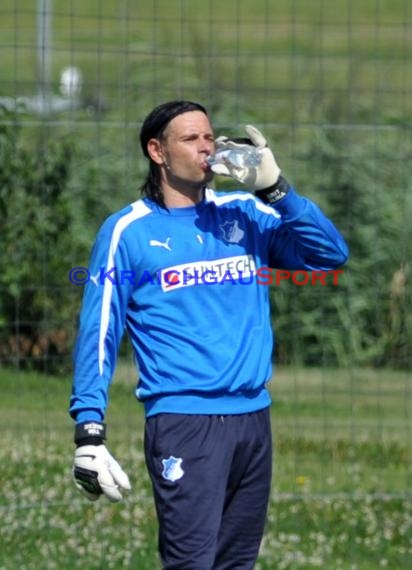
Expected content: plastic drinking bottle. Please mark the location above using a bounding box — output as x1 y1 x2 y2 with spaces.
207 147 262 168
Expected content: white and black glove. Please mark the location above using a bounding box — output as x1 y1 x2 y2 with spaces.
211 124 291 204
73 422 131 503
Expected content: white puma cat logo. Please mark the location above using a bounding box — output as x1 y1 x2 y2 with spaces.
149 237 172 251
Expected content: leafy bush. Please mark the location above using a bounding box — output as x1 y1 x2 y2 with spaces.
272 125 412 368
1 102 410 372
0 108 87 372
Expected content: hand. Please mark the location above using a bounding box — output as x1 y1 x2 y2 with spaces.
73 444 131 503
210 125 281 191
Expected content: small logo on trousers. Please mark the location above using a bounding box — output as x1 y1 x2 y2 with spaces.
161 456 184 482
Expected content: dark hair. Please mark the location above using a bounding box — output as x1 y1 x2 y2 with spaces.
139 100 208 207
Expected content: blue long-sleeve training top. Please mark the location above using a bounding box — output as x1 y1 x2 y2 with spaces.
69 187 348 422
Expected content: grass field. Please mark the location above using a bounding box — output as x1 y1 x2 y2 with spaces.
1 0 411 128
1 364 411 569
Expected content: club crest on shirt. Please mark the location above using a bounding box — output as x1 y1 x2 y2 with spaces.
219 220 244 244
161 456 184 482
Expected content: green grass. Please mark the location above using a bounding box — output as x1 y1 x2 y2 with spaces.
1 0 410 244
1 0 411 127
1 0 410 247
0 364 411 569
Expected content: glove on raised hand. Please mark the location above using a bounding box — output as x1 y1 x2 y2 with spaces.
73 421 131 503
210 125 281 191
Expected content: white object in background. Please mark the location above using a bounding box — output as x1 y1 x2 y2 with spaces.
60 66 83 97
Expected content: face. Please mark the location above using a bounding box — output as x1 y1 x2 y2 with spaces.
148 110 215 189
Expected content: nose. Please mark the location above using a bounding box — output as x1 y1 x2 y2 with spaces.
201 138 215 154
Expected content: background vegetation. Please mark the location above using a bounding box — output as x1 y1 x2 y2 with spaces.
1 366 411 569
1 0 411 370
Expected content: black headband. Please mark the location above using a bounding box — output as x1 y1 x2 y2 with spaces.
140 100 208 158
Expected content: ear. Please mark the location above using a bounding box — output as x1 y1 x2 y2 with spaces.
147 138 165 165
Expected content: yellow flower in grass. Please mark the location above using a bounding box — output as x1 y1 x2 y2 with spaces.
296 475 309 487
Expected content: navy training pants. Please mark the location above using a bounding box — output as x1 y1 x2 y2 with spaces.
144 408 272 570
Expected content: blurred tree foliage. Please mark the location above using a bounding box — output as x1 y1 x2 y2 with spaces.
272 124 412 369
0 108 87 372
0 105 411 372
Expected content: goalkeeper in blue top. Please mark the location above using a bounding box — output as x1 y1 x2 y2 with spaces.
70 100 348 569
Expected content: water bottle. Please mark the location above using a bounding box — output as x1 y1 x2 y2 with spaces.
207 146 262 169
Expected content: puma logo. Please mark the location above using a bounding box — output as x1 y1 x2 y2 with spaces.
149 237 172 251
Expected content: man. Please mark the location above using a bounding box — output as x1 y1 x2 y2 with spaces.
70 100 348 569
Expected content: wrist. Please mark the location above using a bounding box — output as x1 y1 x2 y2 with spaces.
74 421 106 447
255 175 291 204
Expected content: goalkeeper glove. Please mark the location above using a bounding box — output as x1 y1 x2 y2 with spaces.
73 422 131 503
210 124 291 203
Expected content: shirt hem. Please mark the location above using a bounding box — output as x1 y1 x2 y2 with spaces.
142 387 272 417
